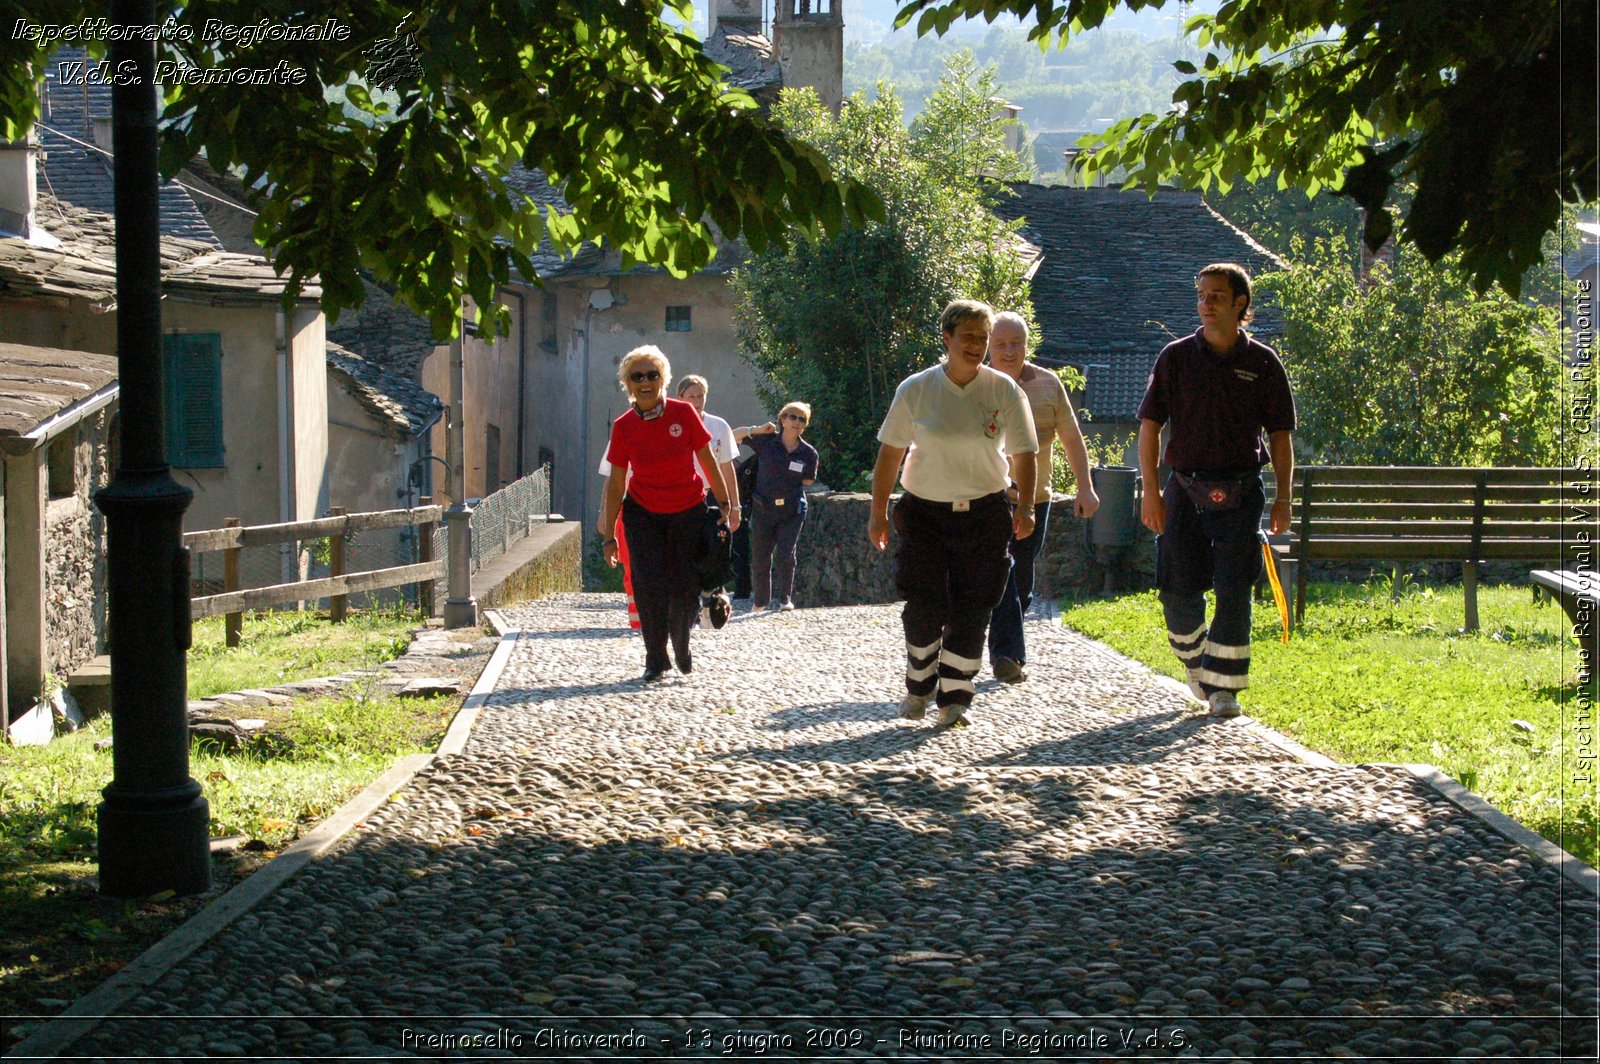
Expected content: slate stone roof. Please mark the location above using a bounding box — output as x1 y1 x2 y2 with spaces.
704 27 783 100
2 193 313 304
38 47 219 246
991 183 1285 421
325 277 442 381
0 341 118 442
325 341 442 438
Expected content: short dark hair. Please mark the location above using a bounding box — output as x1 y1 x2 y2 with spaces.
1196 262 1254 325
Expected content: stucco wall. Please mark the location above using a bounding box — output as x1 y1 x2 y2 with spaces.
1 296 328 539
421 293 529 504
290 305 329 523
326 384 419 571
43 407 113 681
531 271 777 534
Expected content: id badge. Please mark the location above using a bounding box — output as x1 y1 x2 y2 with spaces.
788 460 805 473
953 499 970 512
775 497 785 506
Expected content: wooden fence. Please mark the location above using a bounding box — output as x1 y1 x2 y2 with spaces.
186 499 443 646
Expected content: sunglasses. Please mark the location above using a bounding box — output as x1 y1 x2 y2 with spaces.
782 413 807 423
629 369 662 383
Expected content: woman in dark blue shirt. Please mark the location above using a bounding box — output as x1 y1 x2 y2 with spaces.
736 402 819 611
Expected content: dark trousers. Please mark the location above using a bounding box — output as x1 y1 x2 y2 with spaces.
988 497 1052 666
621 495 705 673
892 492 1013 710
730 517 752 598
751 496 805 607
1156 474 1264 694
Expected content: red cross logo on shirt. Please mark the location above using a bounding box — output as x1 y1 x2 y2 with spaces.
1209 488 1227 504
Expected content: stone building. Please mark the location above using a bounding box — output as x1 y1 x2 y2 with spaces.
0 342 117 731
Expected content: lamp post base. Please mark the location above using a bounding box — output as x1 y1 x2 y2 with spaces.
97 788 211 898
443 597 479 629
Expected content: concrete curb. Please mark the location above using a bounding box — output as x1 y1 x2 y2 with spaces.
1399 762 1600 898
4 615 524 1062
436 610 519 757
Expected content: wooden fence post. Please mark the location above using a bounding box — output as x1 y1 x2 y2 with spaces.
223 517 242 647
329 506 348 623
418 496 436 618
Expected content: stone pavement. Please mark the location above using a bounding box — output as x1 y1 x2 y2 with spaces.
27 594 1600 1059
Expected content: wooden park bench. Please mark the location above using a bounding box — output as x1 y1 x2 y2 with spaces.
1530 569 1598 671
1273 466 1588 630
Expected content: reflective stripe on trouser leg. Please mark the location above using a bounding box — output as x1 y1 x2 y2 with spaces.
1197 639 1250 691
905 636 940 698
937 646 982 709
1167 621 1207 669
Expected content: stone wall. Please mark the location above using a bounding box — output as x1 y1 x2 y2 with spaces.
44 408 112 682
788 492 1156 607
474 519 583 610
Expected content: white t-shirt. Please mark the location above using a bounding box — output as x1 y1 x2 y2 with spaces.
697 412 737 488
878 363 1038 502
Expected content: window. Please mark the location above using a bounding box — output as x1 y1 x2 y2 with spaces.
47 431 76 499
664 305 692 332
164 333 224 468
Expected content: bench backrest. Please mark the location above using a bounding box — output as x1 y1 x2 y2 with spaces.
1290 466 1583 561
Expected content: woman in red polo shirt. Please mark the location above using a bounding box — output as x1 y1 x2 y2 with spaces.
599 346 738 682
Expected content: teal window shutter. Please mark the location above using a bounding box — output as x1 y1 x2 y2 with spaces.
164 333 224 468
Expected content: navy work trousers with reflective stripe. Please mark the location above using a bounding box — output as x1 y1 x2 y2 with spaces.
892 492 1014 710
1156 474 1264 694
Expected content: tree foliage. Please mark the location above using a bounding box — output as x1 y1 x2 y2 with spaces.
731 56 1034 486
0 1 880 337
891 0 1598 297
1261 237 1567 467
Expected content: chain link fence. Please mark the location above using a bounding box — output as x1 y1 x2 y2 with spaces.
433 463 553 574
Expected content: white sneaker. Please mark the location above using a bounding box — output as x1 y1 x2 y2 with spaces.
780 598 796 611
1186 668 1207 702
898 693 930 720
1207 690 1242 718
935 703 967 727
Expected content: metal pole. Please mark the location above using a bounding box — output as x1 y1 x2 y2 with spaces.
94 0 210 897
443 321 477 628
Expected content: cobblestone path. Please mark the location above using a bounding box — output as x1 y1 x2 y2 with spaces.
62 594 1597 1059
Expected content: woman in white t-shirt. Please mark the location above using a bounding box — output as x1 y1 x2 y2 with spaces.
867 299 1039 727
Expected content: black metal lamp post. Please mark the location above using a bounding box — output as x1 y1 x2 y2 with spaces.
94 0 210 897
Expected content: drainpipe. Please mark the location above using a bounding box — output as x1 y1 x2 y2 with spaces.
507 289 527 479
442 313 478 628
275 308 294 584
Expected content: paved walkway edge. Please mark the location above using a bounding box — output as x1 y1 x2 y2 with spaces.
5 614 523 1063
1400 762 1600 898
436 610 518 756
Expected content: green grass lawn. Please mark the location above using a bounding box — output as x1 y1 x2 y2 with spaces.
187 606 419 699
1061 579 1598 868
1 610 461 1047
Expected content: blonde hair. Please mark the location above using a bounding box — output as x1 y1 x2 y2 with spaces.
939 298 994 337
617 345 671 393
778 401 812 426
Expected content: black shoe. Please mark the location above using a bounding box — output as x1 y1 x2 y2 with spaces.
642 666 666 683
707 592 731 629
675 653 692 675
994 657 1027 684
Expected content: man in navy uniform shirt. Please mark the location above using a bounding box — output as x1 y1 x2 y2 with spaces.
1137 263 1296 718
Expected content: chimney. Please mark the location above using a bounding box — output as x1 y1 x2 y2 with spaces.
0 128 40 240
